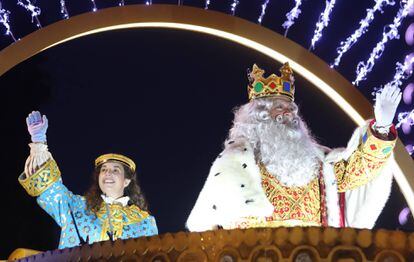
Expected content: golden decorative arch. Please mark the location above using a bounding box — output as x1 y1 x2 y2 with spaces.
1 4 413 213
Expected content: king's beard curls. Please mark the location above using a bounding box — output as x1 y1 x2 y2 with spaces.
228 98 324 187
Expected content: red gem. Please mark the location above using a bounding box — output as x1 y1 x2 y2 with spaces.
370 144 377 150
269 82 277 89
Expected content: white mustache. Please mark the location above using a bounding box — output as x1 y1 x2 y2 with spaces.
274 114 299 125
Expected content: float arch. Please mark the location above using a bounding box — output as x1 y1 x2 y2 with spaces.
1 4 413 215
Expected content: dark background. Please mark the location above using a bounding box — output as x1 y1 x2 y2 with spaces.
0 0 413 258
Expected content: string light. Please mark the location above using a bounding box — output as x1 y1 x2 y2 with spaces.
205 0 210 9
372 55 414 98
310 0 336 50
119 0 125 6
353 0 414 86
258 0 270 24
17 0 41 28
0 2 17 42
375 56 414 93
230 0 239 16
396 110 414 129
146 0 152 5
90 0 97 12
331 0 395 68
282 0 302 37
60 0 69 19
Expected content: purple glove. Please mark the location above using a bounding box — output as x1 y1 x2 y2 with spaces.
26 111 48 143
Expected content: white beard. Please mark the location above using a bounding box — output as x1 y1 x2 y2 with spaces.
228 98 324 187
256 120 324 187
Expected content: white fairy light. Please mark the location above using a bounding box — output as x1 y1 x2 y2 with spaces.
0 2 17 42
396 110 414 129
390 55 414 89
230 0 239 15
118 0 125 6
60 0 69 19
282 0 302 37
353 0 414 86
258 0 270 24
90 0 97 12
205 0 210 9
146 0 152 5
331 0 395 68
372 55 414 98
17 0 41 28
310 0 336 50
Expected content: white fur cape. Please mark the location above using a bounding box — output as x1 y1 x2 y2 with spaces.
186 123 393 231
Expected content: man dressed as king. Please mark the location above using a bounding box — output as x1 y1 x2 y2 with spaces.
187 63 401 231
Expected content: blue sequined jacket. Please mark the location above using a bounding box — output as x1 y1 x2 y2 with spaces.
19 159 158 249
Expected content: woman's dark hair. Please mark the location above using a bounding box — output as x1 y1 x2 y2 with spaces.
85 162 148 214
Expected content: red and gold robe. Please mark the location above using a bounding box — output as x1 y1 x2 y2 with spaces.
187 121 397 231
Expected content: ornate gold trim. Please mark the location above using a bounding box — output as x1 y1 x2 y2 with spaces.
96 203 149 241
18 227 414 260
18 159 61 197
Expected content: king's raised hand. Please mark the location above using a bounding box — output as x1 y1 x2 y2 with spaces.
374 85 402 128
26 111 48 143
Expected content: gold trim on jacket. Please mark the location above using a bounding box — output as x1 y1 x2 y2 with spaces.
18 159 61 197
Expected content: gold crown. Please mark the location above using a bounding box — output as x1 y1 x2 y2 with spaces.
247 62 295 101
95 153 136 172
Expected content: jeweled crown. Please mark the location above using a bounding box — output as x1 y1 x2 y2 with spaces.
247 62 295 101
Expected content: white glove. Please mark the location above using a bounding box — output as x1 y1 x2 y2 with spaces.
374 85 402 128
24 143 53 176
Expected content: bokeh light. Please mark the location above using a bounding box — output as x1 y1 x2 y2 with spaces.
405 144 414 154
405 23 414 45
402 122 412 134
404 53 414 74
403 83 414 104
399 207 411 225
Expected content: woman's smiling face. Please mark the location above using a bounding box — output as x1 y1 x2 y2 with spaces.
98 161 131 199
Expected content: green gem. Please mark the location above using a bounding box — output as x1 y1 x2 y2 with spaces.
382 147 392 154
254 82 264 92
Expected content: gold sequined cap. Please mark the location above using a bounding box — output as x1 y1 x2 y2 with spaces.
95 153 136 172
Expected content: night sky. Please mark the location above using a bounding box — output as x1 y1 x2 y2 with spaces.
0 0 413 258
